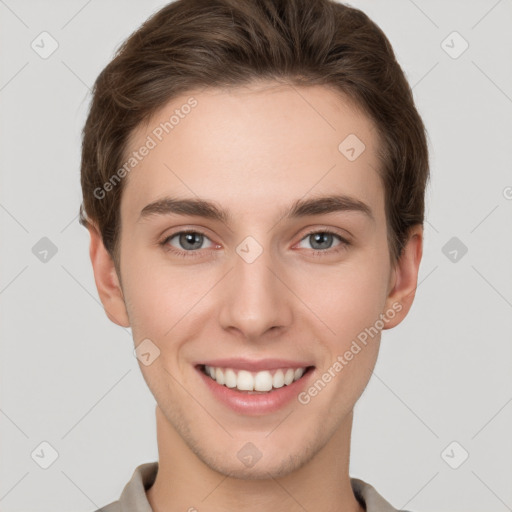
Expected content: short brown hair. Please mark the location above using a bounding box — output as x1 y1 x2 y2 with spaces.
79 0 429 268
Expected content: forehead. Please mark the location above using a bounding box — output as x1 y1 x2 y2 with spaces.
120 82 385 224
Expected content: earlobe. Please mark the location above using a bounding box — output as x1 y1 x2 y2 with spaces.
88 224 130 328
382 224 423 330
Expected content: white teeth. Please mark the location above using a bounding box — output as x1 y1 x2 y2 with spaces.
273 369 285 389
284 368 295 385
294 368 305 380
254 371 273 392
215 367 225 385
237 370 254 391
203 365 309 392
224 368 237 388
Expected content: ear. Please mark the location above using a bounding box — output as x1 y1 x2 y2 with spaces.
88 223 130 328
382 224 423 330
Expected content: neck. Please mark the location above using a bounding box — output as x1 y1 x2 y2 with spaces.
146 406 364 512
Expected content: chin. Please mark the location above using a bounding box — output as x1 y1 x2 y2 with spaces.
192 434 319 481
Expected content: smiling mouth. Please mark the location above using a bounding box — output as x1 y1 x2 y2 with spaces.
197 364 315 394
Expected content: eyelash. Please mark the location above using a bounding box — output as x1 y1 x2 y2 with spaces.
159 228 350 259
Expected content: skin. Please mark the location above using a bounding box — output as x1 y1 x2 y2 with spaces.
88 81 423 512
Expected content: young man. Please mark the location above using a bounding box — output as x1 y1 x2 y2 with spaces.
80 0 429 510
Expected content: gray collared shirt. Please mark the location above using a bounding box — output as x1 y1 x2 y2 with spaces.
94 462 411 512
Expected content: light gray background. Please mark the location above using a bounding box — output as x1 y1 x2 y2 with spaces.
1 0 511 511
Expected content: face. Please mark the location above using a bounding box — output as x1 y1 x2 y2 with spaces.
92 81 421 479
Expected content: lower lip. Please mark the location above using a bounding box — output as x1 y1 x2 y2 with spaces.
196 365 315 416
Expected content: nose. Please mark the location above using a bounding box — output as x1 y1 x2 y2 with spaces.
217 243 293 342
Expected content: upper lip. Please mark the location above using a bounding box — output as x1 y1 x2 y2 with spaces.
196 358 315 372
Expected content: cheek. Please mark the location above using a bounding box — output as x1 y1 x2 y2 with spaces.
121 251 215 345
120 250 174 338
122 233 390 344
303 259 389 341
125 278 186 340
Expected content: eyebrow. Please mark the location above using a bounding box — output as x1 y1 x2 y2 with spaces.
138 194 374 224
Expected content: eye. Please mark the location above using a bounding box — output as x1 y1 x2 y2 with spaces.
296 229 350 255
160 230 217 258
159 228 350 259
